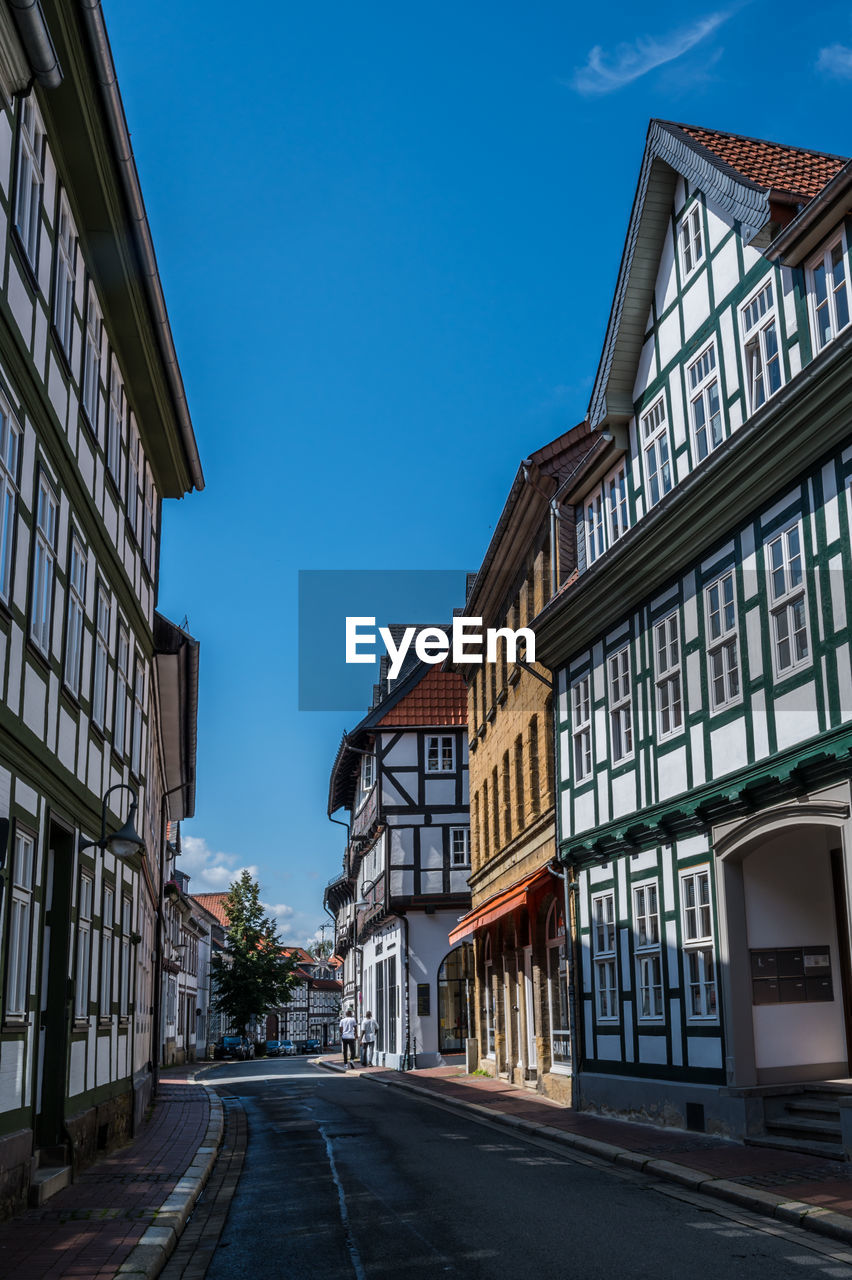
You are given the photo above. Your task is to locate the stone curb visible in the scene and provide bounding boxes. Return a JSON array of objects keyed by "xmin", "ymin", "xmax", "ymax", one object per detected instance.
[
  {"xmin": 114, "ymin": 1077, "xmax": 225, "ymax": 1280},
  {"xmin": 370, "ymin": 1073, "xmax": 852, "ymax": 1248}
]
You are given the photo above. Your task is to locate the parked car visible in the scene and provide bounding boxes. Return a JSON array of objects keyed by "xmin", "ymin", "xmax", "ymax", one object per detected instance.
[
  {"xmin": 279, "ymin": 1039, "xmax": 296, "ymax": 1056},
  {"xmin": 265, "ymin": 1039, "xmax": 283, "ymax": 1056},
  {"xmin": 214, "ymin": 1035, "xmax": 253, "ymax": 1060},
  {"xmin": 303, "ymin": 1038, "xmax": 322, "ymax": 1054}
]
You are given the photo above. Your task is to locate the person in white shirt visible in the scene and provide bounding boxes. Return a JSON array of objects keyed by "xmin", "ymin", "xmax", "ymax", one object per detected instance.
[
  {"xmin": 360, "ymin": 1011, "xmax": 379, "ymax": 1066},
  {"xmin": 339, "ymin": 1009, "xmax": 358, "ymax": 1067}
]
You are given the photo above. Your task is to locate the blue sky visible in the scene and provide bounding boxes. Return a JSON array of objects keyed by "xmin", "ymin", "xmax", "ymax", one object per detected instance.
[{"xmin": 103, "ymin": 1, "xmax": 852, "ymax": 942}]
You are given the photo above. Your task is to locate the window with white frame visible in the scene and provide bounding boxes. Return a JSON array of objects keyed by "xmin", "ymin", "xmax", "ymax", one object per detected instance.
[
  {"xmin": 6, "ymin": 830, "xmax": 35, "ymax": 1017},
  {"xmin": 100, "ymin": 883, "xmax": 114, "ymax": 1017},
  {"xmin": 705, "ymin": 571, "xmax": 740, "ymax": 710},
  {"xmin": 767, "ymin": 522, "xmax": 809, "ymax": 676},
  {"xmin": 654, "ymin": 611, "xmax": 683, "ymax": 737},
  {"xmin": 546, "ymin": 901, "xmax": 570, "ymax": 1068},
  {"xmin": 120, "ymin": 895, "xmax": 132, "ymax": 1019},
  {"xmin": 679, "ymin": 204, "xmax": 704, "ymax": 278},
  {"xmin": 633, "ymin": 882, "xmax": 663, "ymax": 1020},
  {"xmin": 585, "ymin": 489, "xmax": 605, "ymax": 565},
  {"xmin": 92, "ymin": 583, "xmax": 110, "ymax": 729},
  {"xmin": 592, "ymin": 892, "xmax": 618, "ymax": 1021},
  {"xmin": 808, "ymin": 233, "xmax": 850, "ymax": 353},
  {"xmin": 606, "ymin": 462, "xmax": 628, "ymax": 545},
  {"xmin": 82, "ymin": 282, "xmax": 102, "ymax": 431},
  {"xmin": 608, "ymin": 646, "xmax": 632, "ymax": 762},
  {"xmin": 641, "ymin": 398, "xmax": 672, "ymax": 507},
  {"xmin": 361, "ymin": 751, "xmax": 374, "ymax": 793},
  {"xmin": 143, "ymin": 470, "xmax": 157, "ymax": 573},
  {"xmin": 741, "ymin": 279, "xmax": 782, "ymax": 413},
  {"xmin": 75, "ymin": 870, "xmax": 93, "ymax": 1019},
  {"xmin": 450, "ymin": 826, "xmax": 470, "ymax": 867},
  {"xmin": 30, "ymin": 472, "xmax": 58, "ymax": 656},
  {"xmin": 131, "ymin": 652, "xmax": 145, "ymax": 775},
  {"xmin": 688, "ymin": 344, "xmax": 723, "ymax": 461},
  {"xmin": 585, "ymin": 463, "xmax": 629, "ymax": 566},
  {"xmin": 53, "ymin": 192, "xmax": 77, "ymax": 357},
  {"xmin": 65, "ymin": 532, "xmax": 86, "ymax": 698},
  {"xmin": 107, "ymin": 358, "xmax": 124, "ymax": 487},
  {"xmin": 0, "ymin": 401, "xmax": 21, "ymax": 606},
  {"xmin": 427, "ymin": 735, "xmax": 454, "ymax": 772},
  {"xmin": 571, "ymin": 675, "xmax": 592, "ymax": 781},
  {"xmin": 681, "ymin": 868, "xmax": 717, "ymax": 1020},
  {"xmin": 114, "ymin": 621, "xmax": 130, "ymax": 757},
  {"xmin": 14, "ymin": 97, "xmax": 44, "ymax": 270}
]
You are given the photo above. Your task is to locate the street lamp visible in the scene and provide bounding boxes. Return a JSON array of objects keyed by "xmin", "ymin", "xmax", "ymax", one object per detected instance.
[{"xmin": 80, "ymin": 783, "xmax": 145, "ymax": 859}]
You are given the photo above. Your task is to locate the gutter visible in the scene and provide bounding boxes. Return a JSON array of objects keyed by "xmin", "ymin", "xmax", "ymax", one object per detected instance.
[
  {"xmin": 78, "ymin": 1, "xmax": 204, "ymax": 492},
  {"xmin": 7, "ymin": 0, "xmax": 61, "ymax": 87}
]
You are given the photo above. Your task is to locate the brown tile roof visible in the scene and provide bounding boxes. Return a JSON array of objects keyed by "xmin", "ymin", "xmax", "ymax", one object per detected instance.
[
  {"xmin": 671, "ymin": 122, "xmax": 848, "ymax": 203},
  {"xmin": 283, "ymin": 946, "xmax": 315, "ymax": 964},
  {"xmin": 192, "ymin": 893, "xmax": 230, "ymax": 926},
  {"xmin": 377, "ymin": 667, "xmax": 467, "ymax": 727}
]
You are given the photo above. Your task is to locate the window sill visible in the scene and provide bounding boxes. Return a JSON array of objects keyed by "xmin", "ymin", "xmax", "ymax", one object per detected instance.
[
  {"xmin": 25, "ymin": 635, "xmax": 52, "ymax": 676},
  {"xmin": 10, "ymin": 225, "xmax": 40, "ymax": 294},
  {"xmin": 2, "ymin": 1018, "xmax": 31, "ymax": 1032},
  {"xmin": 97, "ymin": 1017, "xmax": 113, "ymax": 1029},
  {"xmin": 548, "ymin": 1063, "xmax": 572, "ymax": 1076},
  {"xmin": 80, "ymin": 404, "xmax": 99, "ymax": 446},
  {"xmin": 49, "ymin": 324, "xmax": 74, "ymax": 382},
  {"xmin": 72, "ymin": 1018, "xmax": 89, "ymax": 1032}
]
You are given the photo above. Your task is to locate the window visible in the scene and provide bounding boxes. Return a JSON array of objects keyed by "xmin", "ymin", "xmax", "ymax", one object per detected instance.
[
  {"xmin": 92, "ymin": 583, "xmax": 110, "ymax": 729},
  {"xmin": 679, "ymin": 204, "xmax": 704, "ymax": 277},
  {"xmin": 361, "ymin": 751, "xmax": 374, "ymax": 793},
  {"xmin": 82, "ymin": 283, "xmax": 102, "ymax": 431},
  {"xmin": 546, "ymin": 902, "xmax": 570, "ymax": 1070},
  {"xmin": 688, "ymin": 344, "xmax": 723, "ymax": 461},
  {"xmin": 585, "ymin": 463, "xmax": 629, "ymax": 566},
  {"xmin": 100, "ymin": 883, "xmax": 114, "ymax": 1016},
  {"xmin": 571, "ymin": 675, "xmax": 592, "ymax": 781},
  {"xmin": 808, "ymin": 233, "xmax": 850, "ymax": 352},
  {"xmin": 107, "ymin": 358, "xmax": 124, "ymax": 487},
  {"xmin": 681, "ymin": 869, "xmax": 717, "ymax": 1020},
  {"xmin": 706, "ymin": 571, "xmax": 740, "ymax": 710},
  {"xmin": 126, "ymin": 418, "xmax": 140, "ymax": 538},
  {"xmin": 143, "ymin": 470, "xmax": 157, "ymax": 573},
  {"xmin": 131, "ymin": 652, "xmax": 145, "ymax": 775},
  {"xmin": 6, "ymin": 830, "xmax": 35, "ymax": 1017},
  {"xmin": 633, "ymin": 883, "xmax": 663, "ymax": 1020},
  {"xmin": 65, "ymin": 532, "xmax": 86, "ymax": 697},
  {"xmin": 528, "ymin": 715, "xmax": 541, "ymax": 816},
  {"xmin": 53, "ymin": 192, "xmax": 77, "ymax": 357},
  {"xmin": 75, "ymin": 871, "xmax": 93, "ymax": 1020},
  {"xmin": 427, "ymin": 735, "xmax": 454, "ymax": 772},
  {"xmin": 514, "ymin": 734, "xmax": 525, "ymax": 829},
  {"xmin": 0, "ymin": 402, "xmax": 21, "ymax": 605},
  {"xmin": 654, "ymin": 611, "xmax": 682, "ymax": 737},
  {"xmin": 741, "ymin": 280, "xmax": 782, "ymax": 412},
  {"xmin": 450, "ymin": 827, "xmax": 470, "ymax": 867},
  {"xmin": 114, "ymin": 621, "xmax": 130, "ymax": 757},
  {"xmin": 641, "ymin": 398, "xmax": 672, "ymax": 507},
  {"xmin": 30, "ymin": 472, "xmax": 58, "ymax": 656},
  {"xmin": 592, "ymin": 892, "xmax": 618, "ymax": 1021},
  {"xmin": 767, "ymin": 523, "xmax": 809, "ymax": 676},
  {"xmin": 120, "ymin": 896, "xmax": 132, "ymax": 1019},
  {"xmin": 608, "ymin": 647, "xmax": 632, "ymax": 762},
  {"xmin": 14, "ymin": 96, "xmax": 44, "ymax": 269}
]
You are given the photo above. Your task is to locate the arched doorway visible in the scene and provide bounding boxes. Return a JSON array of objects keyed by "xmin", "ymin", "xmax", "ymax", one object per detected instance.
[
  {"xmin": 716, "ymin": 796, "xmax": 852, "ymax": 1087},
  {"xmin": 437, "ymin": 944, "xmax": 474, "ymax": 1053}
]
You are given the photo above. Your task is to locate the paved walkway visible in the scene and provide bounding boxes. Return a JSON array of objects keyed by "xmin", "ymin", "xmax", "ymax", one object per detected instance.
[
  {"xmin": 319, "ymin": 1057, "xmax": 852, "ymax": 1246},
  {"xmin": 0, "ymin": 1071, "xmax": 222, "ymax": 1280}
]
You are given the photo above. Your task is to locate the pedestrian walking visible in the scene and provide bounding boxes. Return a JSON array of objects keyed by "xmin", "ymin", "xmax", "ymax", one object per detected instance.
[
  {"xmin": 340, "ymin": 1008, "xmax": 358, "ymax": 1067},
  {"xmin": 360, "ymin": 1011, "xmax": 379, "ymax": 1066}
]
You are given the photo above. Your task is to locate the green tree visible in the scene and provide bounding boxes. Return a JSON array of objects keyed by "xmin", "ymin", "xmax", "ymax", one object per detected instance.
[{"xmin": 212, "ymin": 871, "xmax": 299, "ymax": 1033}]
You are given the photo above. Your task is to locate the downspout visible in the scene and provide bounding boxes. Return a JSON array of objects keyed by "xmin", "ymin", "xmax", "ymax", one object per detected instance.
[
  {"xmin": 400, "ymin": 912, "xmax": 410, "ymax": 1071},
  {"xmin": 7, "ymin": 0, "xmax": 62, "ymax": 88}
]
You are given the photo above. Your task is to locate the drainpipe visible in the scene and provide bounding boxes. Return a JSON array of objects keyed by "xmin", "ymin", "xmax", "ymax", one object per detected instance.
[
  {"xmin": 400, "ymin": 913, "xmax": 410, "ymax": 1071},
  {"xmin": 7, "ymin": 0, "xmax": 62, "ymax": 88}
]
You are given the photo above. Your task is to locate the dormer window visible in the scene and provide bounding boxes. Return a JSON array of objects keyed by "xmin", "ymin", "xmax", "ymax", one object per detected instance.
[
  {"xmin": 807, "ymin": 232, "xmax": 850, "ymax": 353},
  {"xmin": 741, "ymin": 280, "xmax": 782, "ymax": 412},
  {"xmin": 679, "ymin": 204, "xmax": 704, "ymax": 278},
  {"xmin": 583, "ymin": 461, "xmax": 629, "ymax": 567}
]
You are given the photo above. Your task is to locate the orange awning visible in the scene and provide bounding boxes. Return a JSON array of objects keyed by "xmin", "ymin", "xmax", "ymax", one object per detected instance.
[{"xmin": 448, "ymin": 866, "xmax": 554, "ymax": 946}]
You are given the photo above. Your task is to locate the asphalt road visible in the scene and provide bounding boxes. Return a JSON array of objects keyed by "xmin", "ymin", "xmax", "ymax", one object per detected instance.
[{"xmin": 202, "ymin": 1058, "xmax": 852, "ymax": 1280}]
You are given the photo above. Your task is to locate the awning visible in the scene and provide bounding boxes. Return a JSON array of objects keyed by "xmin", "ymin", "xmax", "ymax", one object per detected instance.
[{"xmin": 448, "ymin": 866, "xmax": 554, "ymax": 946}]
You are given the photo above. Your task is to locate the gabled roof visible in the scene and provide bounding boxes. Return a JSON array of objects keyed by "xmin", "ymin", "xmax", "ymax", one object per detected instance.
[
  {"xmin": 377, "ymin": 667, "xmax": 466, "ymax": 727},
  {"xmin": 587, "ymin": 120, "xmax": 849, "ymax": 434},
  {"xmin": 192, "ymin": 892, "xmax": 229, "ymax": 927}
]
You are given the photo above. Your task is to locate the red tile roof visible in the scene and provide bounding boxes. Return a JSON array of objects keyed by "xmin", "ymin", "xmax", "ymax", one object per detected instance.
[
  {"xmin": 672, "ymin": 123, "xmax": 848, "ymax": 203},
  {"xmin": 377, "ymin": 667, "xmax": 467, "ymax": 727},
  {"xmin": 192, "ymin": 893, "xmax": 230, "ymax": 926}
]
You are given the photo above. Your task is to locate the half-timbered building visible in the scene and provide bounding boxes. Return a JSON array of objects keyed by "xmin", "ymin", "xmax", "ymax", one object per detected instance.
[
  {"xmin": 326, "ymin": 656, "xmax": 471, "ymax": 1067},
  {"xmin": 0, "ymin": 4, "xmax": 203, "ymax": 1214},
  {"xmin": 534, "ymin": 121, "xmax": 852, "ymax": 1151}
]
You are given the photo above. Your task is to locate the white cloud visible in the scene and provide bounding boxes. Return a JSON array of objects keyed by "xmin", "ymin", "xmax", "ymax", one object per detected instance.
[
  {"xmin": 179, "ymin": 834, "xmax": 258, "ymax": 891},
  {"xmin": 571, "ymin": 11, "xmax": 731, "ymax": 95},
  {"xmin": 817, "ymin": 44, "xmax": 852, "ymax": 79}
]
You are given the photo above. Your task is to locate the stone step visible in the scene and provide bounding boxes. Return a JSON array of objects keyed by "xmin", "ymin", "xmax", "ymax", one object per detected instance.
[
  {"xmin": 784, "ymin": 1098, "xmax": 841, "ymax": 1120},
  {"xmin": 745, "ymin": 1134, "xmax": 846, "ymax": 1161},
  {"xmin": 28, "ymin": 1163, "xmax": 72, "ymax": 1207},
  {"xmin": 768, "ymin": 1114, "xmax": 842, "ymax": 1139}
]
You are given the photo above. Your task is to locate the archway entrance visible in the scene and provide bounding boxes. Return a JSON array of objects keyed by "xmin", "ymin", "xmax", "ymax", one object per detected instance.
[
  {"xmin": 437, "ymin": 944, "xmax": 474, "ymax": 1053},
  {"xmin": 718, "ymin": 803, "xmax": 852, "ymax": 1087}
]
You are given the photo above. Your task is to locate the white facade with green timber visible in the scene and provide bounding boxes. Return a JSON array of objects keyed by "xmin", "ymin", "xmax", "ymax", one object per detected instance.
[{"xmin": 534, "ymin": 120, "xmax": 852, "ymax": 1141}]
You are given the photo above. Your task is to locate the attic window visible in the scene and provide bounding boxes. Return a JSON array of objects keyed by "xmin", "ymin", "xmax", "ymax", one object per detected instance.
[
  {"xmin": 679, "ymin": 205, "xmax": 704, "ymax": 278},
  {"xmin": 807, "ymin": 232, "xmax": 850, "ymax": 353}
]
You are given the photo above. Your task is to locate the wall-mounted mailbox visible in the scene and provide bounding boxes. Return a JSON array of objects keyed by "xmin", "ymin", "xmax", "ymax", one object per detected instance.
[{"xmin": 750, "ymin": 947, "xmax": 833, "ymax": 1005}]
